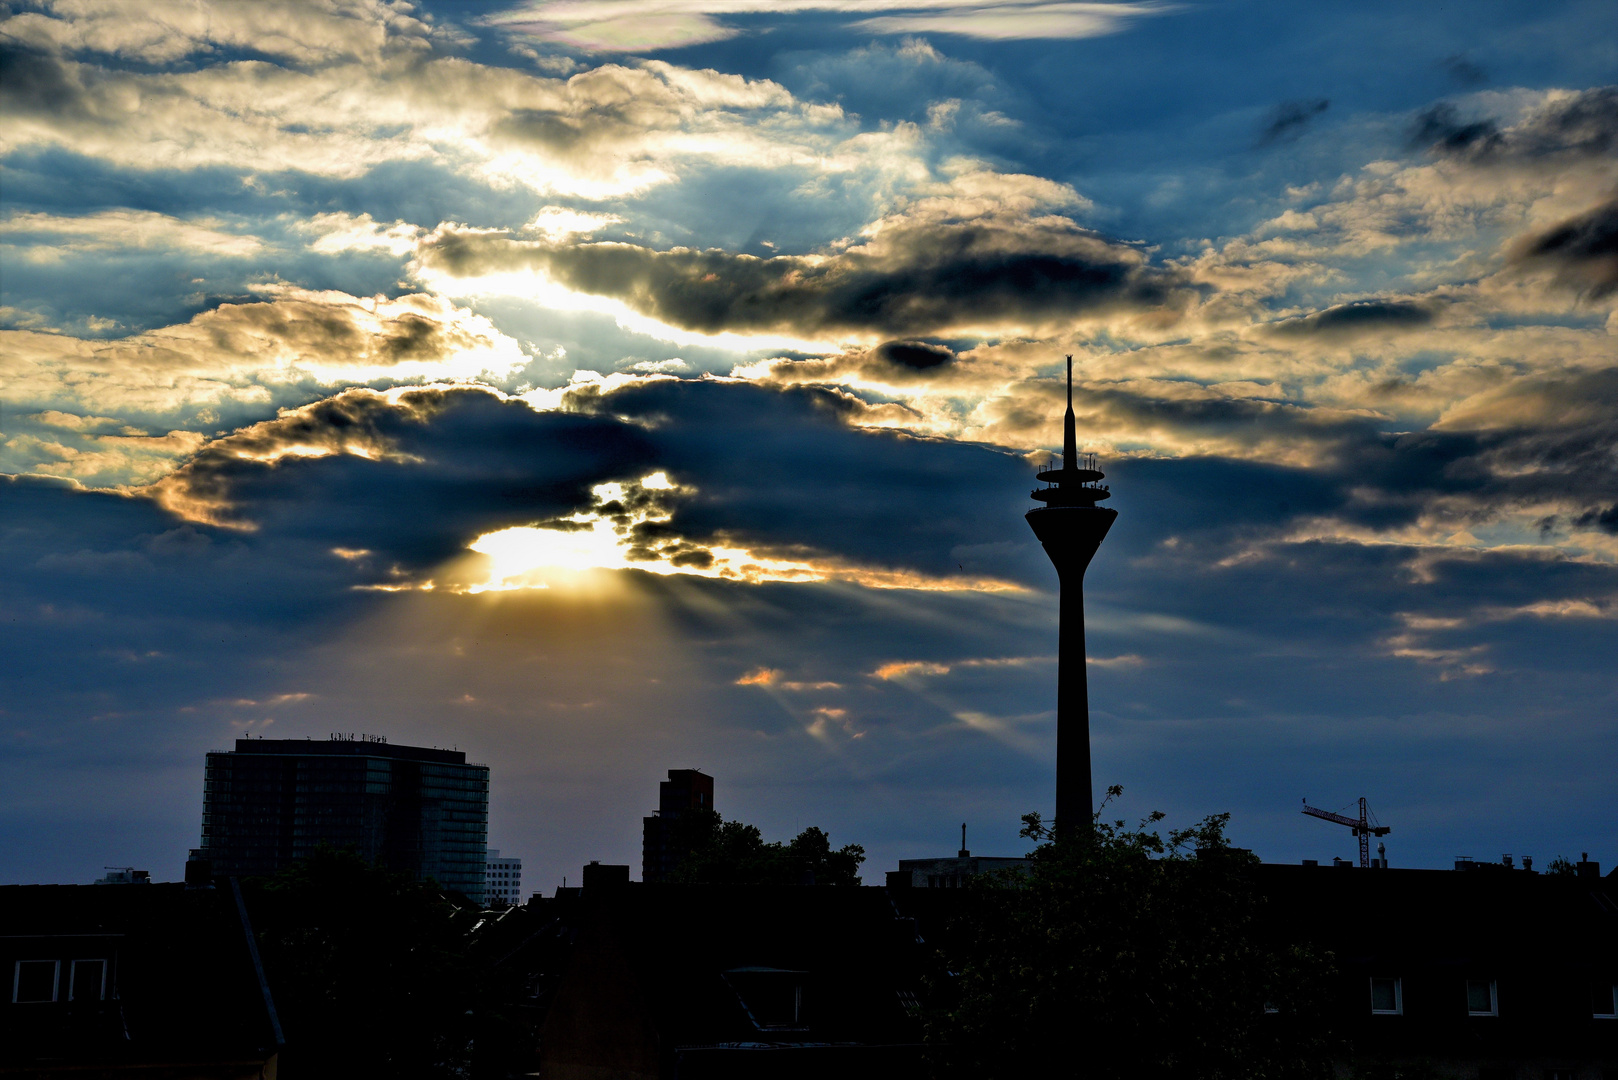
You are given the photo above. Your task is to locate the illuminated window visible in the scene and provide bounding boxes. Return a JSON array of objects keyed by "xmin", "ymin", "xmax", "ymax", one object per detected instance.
[
  {"xmin": 1370, "ymin": 976, "xmax": 1402, "ymax": 1015},
  {"xmin": 13, "ymin": 960, "xmax": 58, "ymax": 1003},
  {"xmin": 1595, "ymin": 979, "xmax": 1618, "ymax": 1018},
  {"xmin": 70, "ymin": 959, "xmax": 106, "ymax": 1002},
  {"xmin": 1466, "ymin": 978, "xmax": 1497, "ymax": 1016}
]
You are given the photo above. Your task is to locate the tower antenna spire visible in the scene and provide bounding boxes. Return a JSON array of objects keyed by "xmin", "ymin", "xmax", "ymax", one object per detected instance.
[{"xmin": 1063, "ymin": 355, "xmax": 1077, "ymax": 471}]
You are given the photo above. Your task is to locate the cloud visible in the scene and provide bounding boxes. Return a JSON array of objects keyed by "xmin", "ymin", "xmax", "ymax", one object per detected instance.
[
  {"xmin": 126, "ymin": 379, "xmax": 1037, "ymax": 598},
  {"xmin": 874, "ymin": 339, "xmax": 955, "ymax": 370},
  {"xmin": 0, "ymin": 209, "xmax": 263, "ymax": 258},
  {"xmin": 1263, "ymin": 299, "xmax": 1437, "ymax": 341},
  {"xmin": 1439, "ymin": 55, "xmax": 1488, "ymax": 88},
  {"xmin": 414, "ymin": 168, "xmax": 1191, "ymax": 342},
  {"xmin": 1414, "ymin": 86, "xmax": 1618, "ymax": 165},
  {"xmin": 0, "ymin": 0, "xmax": 448, "ymax": 65},
  {"xmin": 848, "ymin": 2, "xmax": 1166, "ymax": 42},
  {"xmin": 0, "ymin": 37, "xmax": 841, "ymax": 199},
  {"xmin": 0, "ymin": 286, "xmax": 528, "ymax": 427},
  {"xmin": 484, "ymin": 1, "xmax": 1167, "ymax": 53},
  {"xmin": 1256, "ymin": 98, "xmax": 1328, "ymax": 147},
  {"xmin": 1507, "ymin": 198, "xmax": 1618, "ymax": 299}
]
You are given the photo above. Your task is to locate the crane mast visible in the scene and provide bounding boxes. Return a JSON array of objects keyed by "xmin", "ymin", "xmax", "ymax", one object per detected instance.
[{"xmin": 1301, "ymin": 796, "xmax": 1391, "ymax": 868}]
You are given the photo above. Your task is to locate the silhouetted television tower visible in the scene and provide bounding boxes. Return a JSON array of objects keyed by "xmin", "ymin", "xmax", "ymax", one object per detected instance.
[{"xmin": 1026, "ymin": 356, "xmax": 1116, "ymax": 834}]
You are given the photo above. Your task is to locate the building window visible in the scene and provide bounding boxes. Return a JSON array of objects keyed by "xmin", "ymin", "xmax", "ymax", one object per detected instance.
[
  {"xmin": 1370, "ymin": 976, "xmax": 1402, "ymax": 1015},
  {"xmin": 1467, "ymin": 978, "xmax": 1498, "ymax": 1016},
  {"xmin": 1595, "ymin": 979, "xmax": 1618, "ymax": 1018},
  {"xmin": 13, "ymin": 960, "xmax": 59, "ymax": 1003},
  {"xmin": 70, "ymin": 959, "xmax": 107, "ymax": 1002},
  {"xmin": 724, "ymin": 968, "xmax": 806, "ymax": 1029}
]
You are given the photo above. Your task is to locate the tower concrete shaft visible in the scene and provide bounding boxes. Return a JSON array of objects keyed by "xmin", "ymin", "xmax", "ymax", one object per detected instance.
[{"xmin": 1026, "ymin": 357, "xmax": 1116, "ymax": 834}]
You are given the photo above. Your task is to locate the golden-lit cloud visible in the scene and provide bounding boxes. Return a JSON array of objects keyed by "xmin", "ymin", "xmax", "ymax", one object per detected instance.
[
  {"xmin": 411, "ymin": 165, "xmax": 1183, "ymax": 345},
  {"xmin": 1, "ymin": 26, "xmax": 861, "ymax": 199},
  {"xmin": 1, "ymin": 286, "xmax": 527, "ymax": 422},
  {"xmin": 0, "ymin": 209, "xmax": 264, "ymax": 259},
  {"xmin": 486, "ymin": 1, "xmax": 1166, "ymax": 52},
  {"xmin": 464, "ymin": 472, "xmax": 1025, "ymax": 593}
]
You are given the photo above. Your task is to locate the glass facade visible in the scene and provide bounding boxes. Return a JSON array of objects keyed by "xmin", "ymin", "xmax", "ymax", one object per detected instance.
[{"xmin": 200, "ymin": 739, "xmax": 489, "ymax": 903}]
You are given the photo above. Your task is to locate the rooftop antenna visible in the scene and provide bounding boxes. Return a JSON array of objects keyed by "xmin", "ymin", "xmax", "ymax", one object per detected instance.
[{"xmin": 959, "ymin": 822, "xmax": 969, "ymax": 858}]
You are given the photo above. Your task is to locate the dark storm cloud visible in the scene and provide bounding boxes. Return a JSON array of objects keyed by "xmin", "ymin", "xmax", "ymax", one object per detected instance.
[
  {"xmin": 1264, "ymin": 299, "xmax": 1437, "ymax": 341},
  {"xmin": 1508, "ymin": 198, "xmax": 1618, "ymax": 299},
  {"xmin": 151, "ymin": 386, "xmax": 656, "ymax": 568},
  {"xmin": 1413, "ymin": 87, "xmax": 1618, "ymax": 163},
  {"xmin": 1572, "ymin": 504, "xmax": 1618, "ymax": 535},
  {"xmin": 135, "ymin": 377, "xmax": 1042, "ymax": 587},
  {"xmin": 1256, "ymin": 98, "xmax": 1328, "ymax": 146},
  {"xmin": 1407, "ymin": 103, "xmax": 1502, "ymax": 155},
  {"xmin": 874, "ymin": 340, "xmax": 954, "ymax": 371},
  {"xmin": 1051, "ymin": 369, "xmax": 1618, "ymax": 537},
  {"xmin": 564, "ymin": 377, "xmax": 1036, "ymax": 578},
  {"xmin": 416, "ymin": 210, "xmax": 1197, "ymax": 338}
]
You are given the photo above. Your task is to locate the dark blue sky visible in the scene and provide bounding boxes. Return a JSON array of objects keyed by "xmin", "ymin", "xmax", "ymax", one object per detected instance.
[{"xmin": 2, "ymin": 0, "xmax": 1615, "ymax": 889}]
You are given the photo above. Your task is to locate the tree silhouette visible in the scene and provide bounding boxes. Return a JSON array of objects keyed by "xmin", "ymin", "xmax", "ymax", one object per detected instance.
[
  {"xmin": 926, "ymin": 787, "xmax": 1335, "ymax": 1080},
  {"xmin": 667, "ymin": 809, "xmax": 866, "ymax": 885}
]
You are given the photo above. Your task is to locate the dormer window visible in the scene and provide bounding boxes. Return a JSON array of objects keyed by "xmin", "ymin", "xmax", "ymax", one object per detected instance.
[
  {"xmin": 12, "ymin": 960, "xmax": 59, "ymax": 1003},
  {"xmin": 724, "ymin": 967, "xmax": 806, "ymax": 1029},
  {"xmin": 1465, "ymin": 978, "xmax": 1497, "ymax": 1016},
  {"xmin": 1595, "ymin": 980, "xmax": 1618, "ymax": 1019},
  {"xmin": 1370, "ymin": 976, "xmax": 1402, "ymax": 1015},
  {"xmin": 70, "ymin": 959, "xmax": 107, "ymax": 1002}
]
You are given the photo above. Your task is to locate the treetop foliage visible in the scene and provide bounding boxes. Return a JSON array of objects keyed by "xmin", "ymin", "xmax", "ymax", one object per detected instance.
[
  {"xmin": 668, "ymin": 809, "xmax": 866, "ymax": 885},
  {"xmin": 927, "ymin": 786, "xmax": 1335, "ymax": 1080}
]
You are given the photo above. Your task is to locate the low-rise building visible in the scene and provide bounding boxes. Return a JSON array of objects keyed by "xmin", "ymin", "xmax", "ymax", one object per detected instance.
[
  {"xmin": 886, "ymin": 854, "xmax": 1030, "ymax": 889},
  {"xmin": 537, "ymin": 885, "xmax": 929, "ymax": 1079},
  {"xmin": 1254, "ymin": 857, "xmax": 1618, "ymax": 1076},
  {"xmin": 0, "ymin": 881, "xmax": 281, "ymax": 1077}
]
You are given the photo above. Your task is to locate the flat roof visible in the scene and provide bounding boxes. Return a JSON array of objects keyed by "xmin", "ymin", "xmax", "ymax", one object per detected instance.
[{"xmin": 218, "ymin": 738, "xmax": 472, "ymax": 765}]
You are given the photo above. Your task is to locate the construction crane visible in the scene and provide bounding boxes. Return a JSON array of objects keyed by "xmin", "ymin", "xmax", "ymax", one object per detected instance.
[{"xmin": 1301, "ymin": 797, "xmax": 1390, "ymax": 868}]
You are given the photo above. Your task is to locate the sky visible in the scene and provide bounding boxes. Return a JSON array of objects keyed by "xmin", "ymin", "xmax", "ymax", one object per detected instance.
[{"xmin": 2, "ymin": 0, "xmax": 1615, "ymax": 891}]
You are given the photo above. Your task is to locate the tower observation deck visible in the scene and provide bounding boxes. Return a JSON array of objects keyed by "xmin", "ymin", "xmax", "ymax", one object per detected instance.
[{"xmin": 1025, "ymin": 356, "xmax": 1118, "ymax": 834}]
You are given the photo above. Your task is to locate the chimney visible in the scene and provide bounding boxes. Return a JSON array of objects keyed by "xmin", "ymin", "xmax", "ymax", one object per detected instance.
[{"xmin": 1577, "ymin": 852, "xmax": 1601, "ymax": 879}]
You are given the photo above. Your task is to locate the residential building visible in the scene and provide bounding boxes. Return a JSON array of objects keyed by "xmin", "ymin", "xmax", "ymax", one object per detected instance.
[
  {"xmin": 1253, "ymin": 858, "xmax": 1618, "ymax": 1076},
  {"xmin": 0, "ymin": 881, "xmax": 281, "ymax": 1077},
  {"xmin": 199, "ymin": 736, "xmax": 489, "ymax": 903},
  {"xmin": 886, "ymin": 854, "xmax": 1029, "ymax": 889},
  {"xmin": 641, "ymin": 769, "xmax": 713, "ymax": 882},
  {"xmin": 537, "ymin": 885, "xmax": 929, "ymax": 1078},
  {"xmin": 487, "ymin": 849, "xmax": 522, "ymax": 907}
]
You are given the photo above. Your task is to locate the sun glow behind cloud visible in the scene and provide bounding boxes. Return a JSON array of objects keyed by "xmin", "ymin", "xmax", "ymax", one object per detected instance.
[{"xmin": 465, "ymin": 473, "xmax": 1024, "ymax": 593}]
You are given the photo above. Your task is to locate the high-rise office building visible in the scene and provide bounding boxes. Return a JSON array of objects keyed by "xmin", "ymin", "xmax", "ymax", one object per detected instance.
[
  {"xmin": 199, "ymin": 736, "xmax": 489, "ymax": 902},
  {"xmin": 641, "ymin": 769, "xmax": 713, "ymax": 882},
  {"xmin": 486, "ymin": 849, "xmax": 523, "ymax": 906}
]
